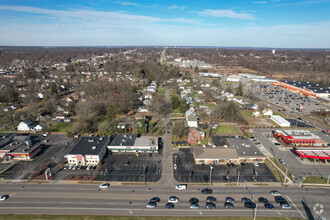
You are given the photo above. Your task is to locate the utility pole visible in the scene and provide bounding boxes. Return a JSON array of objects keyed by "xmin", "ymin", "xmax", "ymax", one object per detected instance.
[
  {"xmin": 143, "ymin": 164, "xmax": 146, "ymax": 183},
  {"xmin": 284, "ymin": 167, "xmax": 288, "ymax": 184},
  {"xmin": 209, "ymin": 165, "xmax": 213, "ymax": 184}
]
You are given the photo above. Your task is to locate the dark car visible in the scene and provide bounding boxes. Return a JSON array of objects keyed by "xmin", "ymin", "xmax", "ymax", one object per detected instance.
[
  {"xmin": 275, "ymin": 196, "xmax": 287, "ymax": 204},
  {"xmin": 264, "ymin": 202, "xmax": 275, "ymax": 209},
  {"xmin": 205, "ymin": 202, "xmax": 216, "ymax": 209},
  {"xmin": 244, "ymin": 202, "xmax": 256, "ymax": 209},
  {"xmin": 240, "ymin": 162, "xmax": 246, "ymax": 168},
  {"xmin": 165, "ymin": 202, "xmax": 175, "ymax": 209},
  {"xmin": 226, "ymin": 197, "xmax": 235, "ymax": 203},
  {"xmin": 258, "ymin": 197, "xmax": 269, "ymax": 203},
  {"xmin": 206, "ymin": 196, "xmax": 217, "ymax": 203},
  {"xmin": 150, "ymin": 197, "xmax": 160, "ymax": 203},
  {"xmin": 241, "ymin": 197, "xmax": 252, "ymax": 203},
  {"xmin": 189, "ymin": 198, "xmax": 199, "ymax": 204},
  {"xmin": 201, "ymin": 188, "xmax": 213, "ymax": 194},
  {"xmin": 203, "ymin": 175, "xmax": 209, "ymax": 182},
  {"xmin": 224, "ymin": 202, "xmax": 234, "ymax": 209}
]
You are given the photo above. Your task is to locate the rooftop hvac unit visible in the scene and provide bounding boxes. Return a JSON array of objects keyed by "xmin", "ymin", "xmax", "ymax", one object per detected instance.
[
  {"xmin": 88, "ymin": 139, "xmax": 94, "ymax": 143},
  {"xmin": 91, "ymin": 146, "xmax": 97, "ymax": 150}
]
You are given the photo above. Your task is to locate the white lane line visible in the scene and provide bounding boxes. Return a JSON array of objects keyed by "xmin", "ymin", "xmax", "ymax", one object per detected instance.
[{"xmin": 286, "ymin": 195, "xmax": 305, "ymax": 219}]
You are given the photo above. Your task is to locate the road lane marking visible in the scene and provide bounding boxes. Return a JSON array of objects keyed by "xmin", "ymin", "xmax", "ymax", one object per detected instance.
[{"xmin": 286, "ymin": 195, "xmax": 305, "ymax": 219}]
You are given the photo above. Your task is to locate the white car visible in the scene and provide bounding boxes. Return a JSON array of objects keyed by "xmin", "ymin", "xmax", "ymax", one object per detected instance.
[
  {"xmin": 254, "ymin": 162, "xmax": 259, "ymax": 167},
  {"xmin": 0, "ymin": 195, "xmax": 9, "ymax": 201},
  {"xmin": 146, "ymin": 202, "xmax": 156, "ymax": 208},
  {"xmin": 281, "ymin": 203, "xmax": 291, "ymax": 209},
  {"xmin": 175, "ymin": 184, "xmax": 187, "ymax": 190},
  {"xmin": 99, "ymin": 183, "xmax": 110, "ymax": 189},
  {"xmin": 270, "ymin": 190, "xmax": 281, "ymax": 196},
  {"xmin": 168, "ymin": 196, "xmax": 179, "ymax": 203},
  {"xmin": 174, "ymin": 164, "xmax": 177, "ymax": 170}
]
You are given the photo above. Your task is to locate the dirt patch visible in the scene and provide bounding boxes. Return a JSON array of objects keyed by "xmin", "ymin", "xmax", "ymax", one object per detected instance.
[{"xmin": 246, "ymin": 117, "xmax": 275, "ymax": 127}]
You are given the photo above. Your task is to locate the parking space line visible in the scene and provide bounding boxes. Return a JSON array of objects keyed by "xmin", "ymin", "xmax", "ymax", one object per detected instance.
[{"xmin": 286, "ymin": 195, "xmax": 305, "ymax": 219}]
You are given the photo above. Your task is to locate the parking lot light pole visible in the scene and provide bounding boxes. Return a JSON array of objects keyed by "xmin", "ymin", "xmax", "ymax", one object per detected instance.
[
  {"xmin": 209, "ymin": 165, "xmax": 213, "ymax": 184},
  {"xmin": 237, "ymin": 167, "xmax": 240, "ymax": 186}
]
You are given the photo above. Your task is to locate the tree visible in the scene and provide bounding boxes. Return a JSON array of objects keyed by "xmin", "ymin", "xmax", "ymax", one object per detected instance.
[
  {"xmin": 236, "ymin": 83, "xmax": 243, "ymax": 96},
  {"xmin": 173, "ymin": 122, "xmax": 188, "ymax": 139},
  {"xmin": 171, "ymin": 96, "xmax": 180, "ymax": 109},
  {"xmin": 179, "ymin": 100, "xmax": 189, "ymax": 113},
  {"xmin": 49, "ymin": 82, "xmax": 58, "ymax": 95}
]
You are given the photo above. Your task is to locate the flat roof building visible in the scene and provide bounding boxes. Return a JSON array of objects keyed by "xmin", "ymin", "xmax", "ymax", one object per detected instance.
[
  {"xmin": 271, "ymin": 115, "xmax": 291, "ymax": 127},
  {"xmin": 274, "ymin": 130, "xmax": 324, "ymax": 147},
  {"xmin": 65, "ymin": 136, "xmax": 110, "ymax": 165},
  {"xmin": 0, "ymin": 133, "xmax": 44, "ymax": 160},
  {"xmin": 108, "ymin": 134, "xmax": 158, "ymax": 153}
]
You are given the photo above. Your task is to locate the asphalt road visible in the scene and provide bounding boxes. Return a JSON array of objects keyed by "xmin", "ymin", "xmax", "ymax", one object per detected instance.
[{"xmin": 0, "ymin": 182, "xmax": 328, "ymax": 219}]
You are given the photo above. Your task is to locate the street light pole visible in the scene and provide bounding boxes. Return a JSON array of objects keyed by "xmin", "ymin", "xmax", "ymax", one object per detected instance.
[
  {"xmin": 209, "ymin": 165, "xmax": 213, "ymax": 184},
  {"xmin": 237, "ymin": 168, "xmax": 240, "ymax": 186}
]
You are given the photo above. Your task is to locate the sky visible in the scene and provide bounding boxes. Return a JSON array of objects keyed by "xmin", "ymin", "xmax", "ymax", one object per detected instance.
[{"xmin": 0, "ymin": 0, "xmax": 330, "ymax": 48}]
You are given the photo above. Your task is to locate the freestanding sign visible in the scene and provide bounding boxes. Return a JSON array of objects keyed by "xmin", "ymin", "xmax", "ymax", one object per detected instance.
[{"xmin": 45, "ymin": 168, "xmax": 52, "ymax": 180}]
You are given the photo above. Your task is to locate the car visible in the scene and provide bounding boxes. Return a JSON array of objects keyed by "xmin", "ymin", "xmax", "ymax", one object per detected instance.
[
  {"xmin": 203, "ymin": 175, "xmax": 209, "ymax": 182},
  {"xmin": 258, "ymin": 197, "xmax": 269, "ymax": 203},
  {"xmin": 205, "ymin": 202, "xmax": 216, "ymax": 209},
  {"xmin": 146, "ymin": 202, "xmax": 157, "ymax": 208},
  {"xmin": 150, "ymin": 197, "xmax": 160, "ymax": 203},
  {"xmin": 0, "ymin": 195, "xmax": 9, "ymax": 201},
  {"xmin": 189, "ymin": 198, "xmax": 199, "ymax": 204},
  {"xmin": 244, "ymin": 202, "xmax": 256, "ymax": 209},
  {"xmin": 165, "ymin": 202, "xmax": 175, "ymax": 209},
  {"xmin": 275, "ymin": 196, "xmax": 287, "ymax": 204},
  {"xmin": 281, "ymin": 203, "xmax": 291, "ymax": 209},
  {"xmin": 124, "ymin": 161, "xmax": 129, "ymax": 166},
  {"xmin": 42, "ymin": 139, "xmax": 49, "ymax": 143},
  {"xmin": 226, "ymin": 197, "xmax": 235, "ymax": 203},
  {"xmin": 240, "ymin": 162, "xmax": 246, "ymax": 168},
  {"xmin": 86, "ymin": 165, "xmax": 91, "ymax": 170},
  {"xmin": 148, "ymin": 153, "xmax": 152, "ymax": 157},
  {"xmin": 224, "ymin": 202, "xmax": 234, "ymax": 209},
  {"xmin": 175, "ymin": 184, "xmax": 187, "ymax": 190},
  {"xmin": 270, "ymin": 190, "xmax": 281, "ymax": 196},
  {"xmin": 206, "ymin": 196, "xmax": 217, "ymax": 203},
  {"xmin": 63, "ymin": 166, "xmax": 68, "ymax": 170},
  {"xmin": 189, "ymin": 203, "xmax": 199, "ymax": 209},
  {"xmin": 264, "ymin": 202, "xmax": 275, "ymax": 209},
  {"xmin": 99, "ymin": 183, "xmax": 110, "ymax": 189},
  {"xmin": 72, "ymin": 165, "xmax": 78, "ymax": 170},
  {"xmin": 173, "ymin": 164, "xmax": 177, "ymax": 170},
  {"xmin": 254, "ymin": 162, "xmax": 259, "ymax": 167},
  {"xmin": 241, "ymin": 197, "xmax": 252, "ymax": 203},
  {"xmin": 68, "ymin": 164, "xmax": 73, "ymax": 169},
  {"xmin": 201, "ymin": 188, "xmax": 212, "ymax": 194},
  {"xmin": 168, "ymin": 196, "xmax": 179, "ymax": 203}
]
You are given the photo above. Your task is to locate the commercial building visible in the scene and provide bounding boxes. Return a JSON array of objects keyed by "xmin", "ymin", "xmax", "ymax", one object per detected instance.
[
  {"xmin": 0, "ymin": 133, "xmax": 44, "ymax": 160},
  {"xmin": 108, "ymin": 134, "xmax": 158, "ymax": 153},
  {"xmin": 270, "ymin": 115, "xmax": 291, "ymax": 127},
  {"xmin": 65, "ymin": 136, "xmax": 110, "ymax": 165},
  {"xmin": 192, "ymin": 136, "xmax": 265, "ymax": 164},
  {"xmin": 295, "ymin": 149, "xmax": 330, "ymax": 162},
  {"xmin": 274, "ymin": 130, "xmax": 324, "ymax": 147},
  {"xmin": 272, "ymin": 81, "xmax": 330, "ymax": 101}
]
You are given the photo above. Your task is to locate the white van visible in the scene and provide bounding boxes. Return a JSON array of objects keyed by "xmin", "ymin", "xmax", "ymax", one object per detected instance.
[{"xmin": 175, "ymin": 184, "xmax": 187, "ymax": 190}]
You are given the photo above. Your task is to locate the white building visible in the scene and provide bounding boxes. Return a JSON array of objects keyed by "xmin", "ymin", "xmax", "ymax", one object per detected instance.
[
  {"xmin": 271, "ymin": 115, "xmax": 291, "ymax": 127},
  {"xmin": 17, "ymin": 121, "xmax": 39, "ymax": 131},
  {"xmin": 108, "ymin": 134, "xmax": 158, "ymax": 153},
  {"xmin": 65, "ymin": 137, "xmax": 110, "ymax": 165},
  {"xmin": 226, "ymin": 75, "xmax": 241, "ymax": 82},
  {"xmin": 262, "ymin": 108, "xmax": 273, "ymax": 116},
  {"xmin": 187, "ymin": 115, "xmax": 198, "ymax": 128}
]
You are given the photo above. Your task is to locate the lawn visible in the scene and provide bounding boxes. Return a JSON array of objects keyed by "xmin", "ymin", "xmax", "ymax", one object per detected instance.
[
  {"xmin": 48, "ymin": 122, "xmax": 73, "ymax": 132},
  {"xmin": 240, "ymin": 110, "xmax": 252, "ymax": 117},
  {"xmin": 157, "ymin": 87, "xmax": 165, "ymax": 95},
  {"xmin": 265, "ymin": 158, "xmax": 293, "ymax": 183},
  {"xmin": 304, "ymin": 176, "xmax": 328, "ymax": 184},
  {"xmin": 0, "ymin": 215, "xmax": 300, "ymax": 220},
  {"xmin": 214, "ymin": 125, "xmax": 240, "ymax": 134}
]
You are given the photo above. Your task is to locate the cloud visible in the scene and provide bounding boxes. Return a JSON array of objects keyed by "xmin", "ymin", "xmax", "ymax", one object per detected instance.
[
  {"xmin": 113, "ymin": 1, "xmax": 138, "ymax": 6},
  {"xmin": 168, "ymin": 5, "xmax": 187, "ymax": 10},
  {"xmin": 253, "ymin": 1, "xmax": 267, "ymax": 4},
  {"xmin": 198, "ymin": 9, "xmax": 255, "ymax": 19}
]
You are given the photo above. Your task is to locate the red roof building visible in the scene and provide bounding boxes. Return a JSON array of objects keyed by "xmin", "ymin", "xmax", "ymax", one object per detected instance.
[{"xmin": 274, "ymin": 130, "xmax": 324, "ymax": 147}]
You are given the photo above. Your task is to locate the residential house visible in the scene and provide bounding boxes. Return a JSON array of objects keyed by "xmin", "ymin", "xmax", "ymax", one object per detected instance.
[
  {"xmin": 187, "ymin": 115, "xmax": 198, "ymax": 128},
  {"xmin": 252, "ymin": 110, "xmax": 260, "ymax": 117},
  {"xmin": 17, "ymin": 121, "xmax": 35, "ymax": 131},
  {"xmin": 262, "ymin": 108, "xmax": 273, "ymax": 116}
]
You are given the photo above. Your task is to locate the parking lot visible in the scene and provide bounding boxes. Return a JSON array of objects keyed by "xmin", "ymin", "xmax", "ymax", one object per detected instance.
[
  {"xmin": 173, "ymin": 149, "xmax": 277, "ymax": 183},
  {"xmin": 94, "ymin": 152, "xmax": 162, "ymax": 182}
]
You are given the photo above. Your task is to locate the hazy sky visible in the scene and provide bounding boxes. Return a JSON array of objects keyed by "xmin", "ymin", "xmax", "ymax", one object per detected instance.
[{"xmin": 0, "ymin": 0, "xmax": 329, "ymax": 48}]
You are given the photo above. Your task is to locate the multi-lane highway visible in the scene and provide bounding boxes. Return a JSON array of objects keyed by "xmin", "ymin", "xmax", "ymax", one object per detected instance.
[{"xmin": 0, "ymin": 182, "xmax": 329, "ymax": 219}]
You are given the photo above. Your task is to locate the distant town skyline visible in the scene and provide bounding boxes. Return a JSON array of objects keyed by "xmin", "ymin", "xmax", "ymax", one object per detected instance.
[{"xmin": 0, "ymin": 0, "xmax": 330, "ymax": 48}]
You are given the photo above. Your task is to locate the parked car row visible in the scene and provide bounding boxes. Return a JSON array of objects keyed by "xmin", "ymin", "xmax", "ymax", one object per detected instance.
[{"xmin": 145, "ymin": 190, "xmax": 291, "ymax": 210}]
